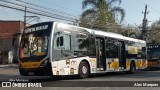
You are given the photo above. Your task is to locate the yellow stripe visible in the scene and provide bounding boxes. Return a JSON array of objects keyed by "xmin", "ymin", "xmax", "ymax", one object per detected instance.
[
  {"xmin": 20, "ymin": 59, "xmax": 45, "ymax": 69},
  {"xmin": 114, "ymin": 61, "xmax": 119, "ymax": 69},
  {"xmin": 148, "ymin": 61, "xmax": 158, "ymax": 66},
  {"xmin": 110, "ymin": 59, "xmax": 119, "ymax": 69},
  {"xmin": 126, "ymin": 61, "xmax": 130, "ymax": 69},
  {"xmin": 142, "ymin": 61, "xmax": 148, "ymax": 67},
  {"xmin": 136, "ymin": 60, "xmax": 143, "ymax": 68}
]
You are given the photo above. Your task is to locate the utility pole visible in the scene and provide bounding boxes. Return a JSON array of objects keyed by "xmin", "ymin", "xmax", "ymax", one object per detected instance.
[
  {"xmin": 24, "ymin": 7, "xmax": 26, "ymax": 30},
  {"xmin": 23, "ymin": 7, "xmax": 40, "ymax": 28},
  {"xmin": 141, "ymin": 5, "xmax": 149, "ymax": 40}
]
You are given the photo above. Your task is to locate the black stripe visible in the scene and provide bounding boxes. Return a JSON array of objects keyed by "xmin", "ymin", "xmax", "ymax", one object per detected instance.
[{"xmin": 19, "ymin": 55, "xmax": 47, "ymax": 62}]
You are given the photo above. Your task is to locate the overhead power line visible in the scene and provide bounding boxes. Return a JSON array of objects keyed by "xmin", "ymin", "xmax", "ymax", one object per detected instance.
[
  {"xmin": 17, "ymin": 0, "xmax": 79, "ymax": 18},
  {"xmin": 37, "ymin": 0, "xmax": 80, "ymax": 16},
  {"xmin": 0, "ymin": 1, "xmax": 123, "ymax": 30},
  {"xmin": 1, "ymin": 0, "xmax": 76, "ymax": 20},
  {"xmin": 0, "ymin": 3, "xmax": 75, "ymax": 22},
  {"xmin": 0, "ymin": 0, "xmax": 77, "ymax": 22},
  {"xmin": 0, "ymin": 0, "xmax": 137, "ymax": 32}
]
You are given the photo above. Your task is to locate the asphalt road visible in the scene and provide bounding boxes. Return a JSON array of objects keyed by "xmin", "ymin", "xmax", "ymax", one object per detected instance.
[
  {"xmin": 0, "ymin": 68, "xmax": 160, "ymax": 90},
  {"xmin": 1, "ymin": 70, "xmax": 160, "ymax": 81}
]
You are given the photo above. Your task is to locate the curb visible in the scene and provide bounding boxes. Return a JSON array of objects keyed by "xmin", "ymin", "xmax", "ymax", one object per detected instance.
[
  {"xmin": 0, "ymin": 73, "xmax": 19, "ymax": 76},
  {"xmin": 0, "ymin": 64, "xmax": 18, "ymax": 68}
]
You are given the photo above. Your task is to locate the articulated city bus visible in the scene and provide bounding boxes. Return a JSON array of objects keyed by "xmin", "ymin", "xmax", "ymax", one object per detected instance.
[
  {"xmin": 147, "ymin": 44, "xmax": 160, "ymax": 69},
  {"xmin": 18, "ymin": 21, "xmax": 147, "ymax": 78}
]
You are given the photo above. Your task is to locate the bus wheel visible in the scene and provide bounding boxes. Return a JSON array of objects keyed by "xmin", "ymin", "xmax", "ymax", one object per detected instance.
[
  {"xmin": 19, "ymin": 68, "xmax": 28, "ymax": 76},
  {"xmin": 129, "ymin": 62, "xmax": 136, "ymax": 73},
  {"xmin": 125, "ymin": 62, "xmax": 136, "ymax": 74},
  {"xmin": 79, "ymin": 61, "xmax": 89, "ymax": 79}
]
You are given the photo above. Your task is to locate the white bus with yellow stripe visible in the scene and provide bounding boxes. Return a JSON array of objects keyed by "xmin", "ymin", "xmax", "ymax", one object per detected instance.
[{"xmin": 19, "ymin": 21, "xmax": 147, "ymax": 78}]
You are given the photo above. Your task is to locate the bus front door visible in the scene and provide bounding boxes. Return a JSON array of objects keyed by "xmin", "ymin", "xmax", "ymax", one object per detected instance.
[{"xmin": 96, "ymin": 38, "xmax": 106, "ymax": 71}]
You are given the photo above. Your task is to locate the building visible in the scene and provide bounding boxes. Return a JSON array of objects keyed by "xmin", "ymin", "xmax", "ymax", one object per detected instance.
[{"xmin": 0, "ymin": 20, "xmax": 25, "ymax": 64}]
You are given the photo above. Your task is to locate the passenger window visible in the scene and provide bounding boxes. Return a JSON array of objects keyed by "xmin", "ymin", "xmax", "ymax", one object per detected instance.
[
  {"xmin": 106, "ymin": 38, "xmax": 119, "ymax": 58},
  {"xmin": 63, "ymin": 35, "xmax": 71, "ymax": 50}
]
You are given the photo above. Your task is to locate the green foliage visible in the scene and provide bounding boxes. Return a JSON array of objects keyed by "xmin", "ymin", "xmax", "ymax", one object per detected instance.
[
  {"xmin": 80, "ymin": 0, "xmax": 125, "ymax": 32},
  {"xmin": 149, "ymin": 20, "xmax": 160, "ymax": 44},
  {"xmin": 121, "ymin": 25, "xmax": 141, "ymax": 39}
]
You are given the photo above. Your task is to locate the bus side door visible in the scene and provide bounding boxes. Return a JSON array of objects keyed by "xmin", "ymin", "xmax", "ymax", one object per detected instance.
[{"xmin": 96, "ymin": 37, "xmax": 106, "ymax": 71}]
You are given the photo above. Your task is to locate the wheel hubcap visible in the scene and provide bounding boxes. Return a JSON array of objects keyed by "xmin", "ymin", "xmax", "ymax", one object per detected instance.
[{"xmin": 82, "ymin": 66, "xmax": 87, "ymax": 74}]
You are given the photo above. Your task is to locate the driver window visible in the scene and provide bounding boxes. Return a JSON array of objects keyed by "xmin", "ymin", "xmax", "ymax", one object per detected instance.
[
  {"xmin": 54, "ymin": 34, "xmax": 62, "ymax": 50},
  {"xmin": 54, "ymin": 33, "xmax": 71, "ymax": 51}
]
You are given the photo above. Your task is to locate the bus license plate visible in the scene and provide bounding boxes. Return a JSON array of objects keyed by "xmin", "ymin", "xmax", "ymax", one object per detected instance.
[{"xmin": 28, "ymin": 72, "xmax": 34, "ymax": 76}]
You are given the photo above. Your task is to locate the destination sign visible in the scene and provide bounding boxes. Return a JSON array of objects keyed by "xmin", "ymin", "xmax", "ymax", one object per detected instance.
[{"xmin": 25, "ymin": 25, "xmax": 49, "ymax": 33}]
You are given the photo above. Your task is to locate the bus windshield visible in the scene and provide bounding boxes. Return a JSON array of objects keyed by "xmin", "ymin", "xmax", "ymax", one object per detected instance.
[
  {"xmin": 148, "ymin": 50, "xmax": 160, "ymax": 60},
  {"xmin": 20, "ymin": 30, "xmax": 50, "ymax": 58}
]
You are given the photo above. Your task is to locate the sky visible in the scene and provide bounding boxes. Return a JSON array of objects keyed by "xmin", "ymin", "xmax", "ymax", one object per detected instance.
[{"xmin": 0, "ymin": 0, "xmax": 160, "ymax": 26}]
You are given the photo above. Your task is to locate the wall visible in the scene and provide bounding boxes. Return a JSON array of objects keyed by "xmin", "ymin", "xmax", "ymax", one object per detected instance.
[{"xmin": 0, "ymin": 21, "xmax": 24, "ymax": 64}]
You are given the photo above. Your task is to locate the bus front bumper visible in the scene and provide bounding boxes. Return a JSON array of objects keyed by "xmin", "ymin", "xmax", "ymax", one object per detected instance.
[{"xmin": 19, "ymin": 63, "xmax": 52, "ymax": 76}]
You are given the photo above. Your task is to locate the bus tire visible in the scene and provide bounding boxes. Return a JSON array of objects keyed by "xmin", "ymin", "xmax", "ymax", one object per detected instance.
[
  {"xmin": 78, "ymin": 61, "xmax": 89, "ymax": 79},
  {"xmin": 130, "ymin": 62, "xmax": 136, "ymax": 73},
  {"xmin": 128, "ymin": 62, "xmax": 136, "ymax": 74},
  {"xmin": 125, "ymin": 62, "xmax": 136, "ymax": 74},
  {"xmin": 19, "ymin": 68, "xmax": 28, "ymax": 76}
]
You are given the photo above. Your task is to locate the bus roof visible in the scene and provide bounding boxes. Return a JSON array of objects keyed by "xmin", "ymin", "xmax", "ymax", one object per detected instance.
[
  {"xmin": 55, "ymin": 22, "xmax": 145, "ymax": 43},
  {"xmin": 29, "ymin": 21, "xmax": 145, "ymax": 44},
  {"xmin": 94, "ymin": 30, "xmax": 146, "ymax": 43}
]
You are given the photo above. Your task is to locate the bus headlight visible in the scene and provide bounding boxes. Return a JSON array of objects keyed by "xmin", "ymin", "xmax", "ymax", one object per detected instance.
[{"xmin": 40, "ymin": 60, "xmax": 48, "ymax": 67}]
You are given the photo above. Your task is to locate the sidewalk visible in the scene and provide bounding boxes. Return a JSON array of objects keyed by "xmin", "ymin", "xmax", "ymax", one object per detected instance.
[{"xmin": 0, "ymin": 64, "xmax": 19, "ymax": 75}]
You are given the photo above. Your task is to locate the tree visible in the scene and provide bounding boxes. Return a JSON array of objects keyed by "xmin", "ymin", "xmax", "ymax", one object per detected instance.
[
  {"xmin": 79, "ymin": 0, "xmax": 125, "ymax": 31},
  {"xmin": 148, "ymin": 20, "xmax": 160, "ymax": 44},
  {"xmin": 121, "ymin": 25, "xmax": 141, "ymax": 39}
]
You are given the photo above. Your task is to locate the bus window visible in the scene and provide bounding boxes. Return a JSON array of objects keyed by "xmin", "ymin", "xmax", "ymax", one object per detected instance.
[
  {"xmin": 63, "ymin": 34, "xmax": 71, "ymax": 50},
  {"xmin": 55, "ymin": 36, "xmax": 63, "ymax": 49},
  {"xmin": 54, "ymin": 33, "xmax": 61, "ymax": 50},
  {"xmin": 141, "ymin": 47, "xmax": 146, "ymax": 59},
  {"xmin": 73, "ymin": 32, "xmax": 88, "ymax": 55},
  {"xmin": 106, "ymin": 38, "xmax": 119, "ymax": 58},
  {"xmin": 54, "ymin": 33, "xmax": 71, "ymax": 51},
  {"xmin": 20, "ymin": 31, "xmax": 49, "ymax": 58},
  {"xmin": 88, "ymin": 35, "xmax": 96, "ymax": 57},
  {"xmin": 126, "ymin": 42, "xmax": 138, "ymax": 59},
  {"xmin": 57, "ymin": 36, "xmax": 64, "ymax": 47}
]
